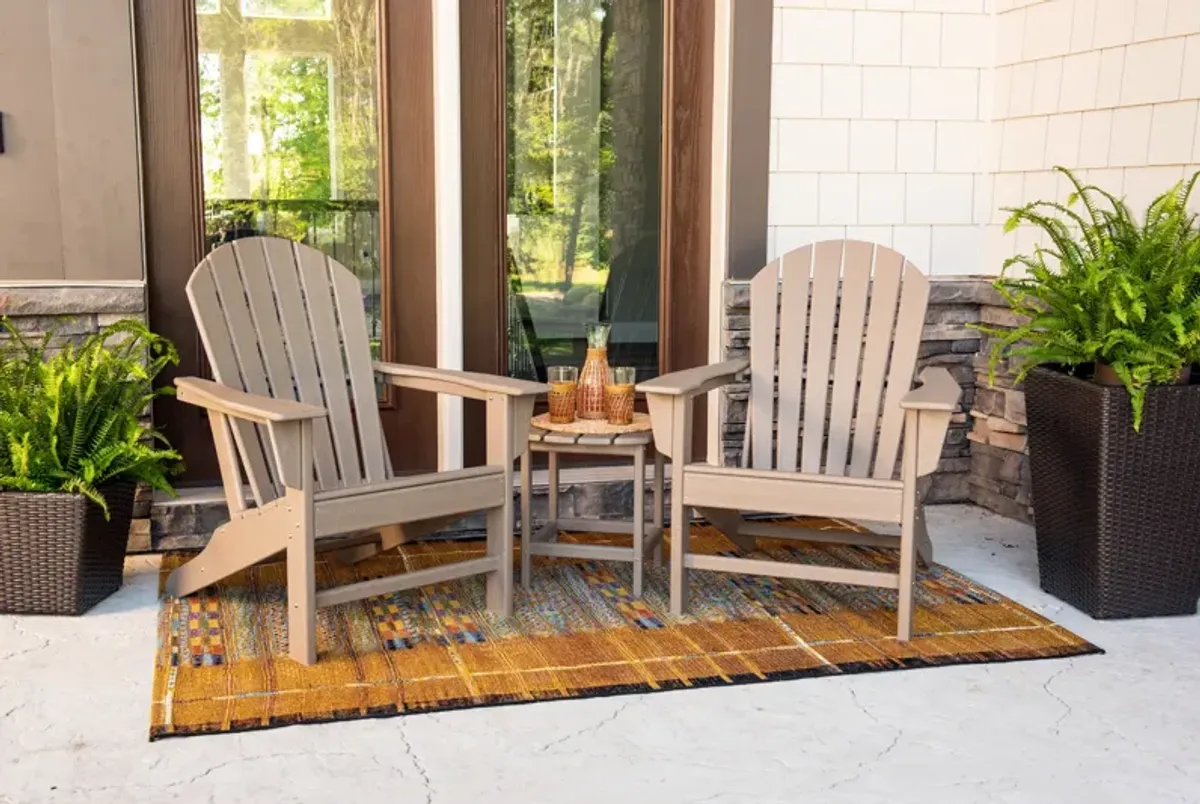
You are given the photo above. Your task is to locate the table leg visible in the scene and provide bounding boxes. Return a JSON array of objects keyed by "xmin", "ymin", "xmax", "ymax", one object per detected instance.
[
  {"xmin": 548, "ymin": 451, "xmax": 560, "ymax": 523},
  {"xmin": 653, "ymin": 449, "xmax": 665, "ymax": 568},
  {"xmin": 633, "ymin": 445, "xmax": 645, "ymax": 598},
  {"xmin": 520, "ymin": 446, "xmax": 533, "ymax": 591}
]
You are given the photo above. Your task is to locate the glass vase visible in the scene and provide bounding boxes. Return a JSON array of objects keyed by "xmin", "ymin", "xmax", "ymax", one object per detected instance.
[{"xmin": 577, "ymin": 323, "xmax": 611, "ymax": 420}]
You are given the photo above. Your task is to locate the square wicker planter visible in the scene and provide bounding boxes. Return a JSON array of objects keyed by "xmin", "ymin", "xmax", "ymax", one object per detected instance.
[
  {"xmin": 1025, "ymin": 367, "xmax": 1200, "ymax": 619},
  {"xmin": 0, "ymin": 482, "xmax": 136, "ymax": 615}
]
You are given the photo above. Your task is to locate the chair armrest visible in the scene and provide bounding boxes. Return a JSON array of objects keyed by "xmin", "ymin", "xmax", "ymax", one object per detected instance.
[
  {"xmin": 900, "ymin": 367, "xmax": 962, "ymax": 411},
  {"xmin": 175, "ymin": 377, "xmax": 327, "ymax": 424},
  {"xmin": 374, "ymin": 362, "xmax": 546, "ymax": 401},
  {"xmin": 635, "ymin": 359, "xmax": 749, "ymax": 399}
]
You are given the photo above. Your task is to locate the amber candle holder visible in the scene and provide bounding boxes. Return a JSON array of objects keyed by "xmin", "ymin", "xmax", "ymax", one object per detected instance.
[
  {"xmin": 547, "ymin": 366, "xmax": 578, "ymax": 424},
  {"xmin": 605, "ymin": 366, "xmax": 636, "ymax": 426}
]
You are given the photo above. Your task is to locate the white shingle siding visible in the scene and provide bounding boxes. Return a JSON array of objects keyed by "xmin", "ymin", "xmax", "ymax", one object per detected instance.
[{"xmin": 769, "ymin": 0, "xmax": 1200, "ymax": 276}]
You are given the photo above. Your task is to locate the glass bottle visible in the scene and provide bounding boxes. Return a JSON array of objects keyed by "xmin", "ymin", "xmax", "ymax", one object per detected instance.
[{"xmin": 577, "ymin": 323, "xmax": 611, "ymax": 419}]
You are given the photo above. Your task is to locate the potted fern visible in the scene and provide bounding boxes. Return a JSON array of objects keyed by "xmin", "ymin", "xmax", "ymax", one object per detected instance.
[
  {"xmin": 985, "ymin": 167, "xmax": 1200, "ymax": 619},
  {"xmin": 0, "ymin": 319, "xmax": 181, "ymax": 615}
]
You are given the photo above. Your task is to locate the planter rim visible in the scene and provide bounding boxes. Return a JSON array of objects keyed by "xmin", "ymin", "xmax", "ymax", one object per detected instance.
[{"xmin": 1029, "ymin": 365, "xmax": 1200, "ymax": 393}]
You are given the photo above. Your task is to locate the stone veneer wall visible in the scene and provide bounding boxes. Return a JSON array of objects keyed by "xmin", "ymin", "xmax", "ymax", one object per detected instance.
[
  {"xmin": 968, "ymin": 295, "xmax": 1034, "ymax": 523},
  {"xmin": 0, "ymin": 284, "xmax": 155, "ymax": 547},
  {"xmin": 722, "ymin": 276, "xmax": 1030, "ymax": 520}
]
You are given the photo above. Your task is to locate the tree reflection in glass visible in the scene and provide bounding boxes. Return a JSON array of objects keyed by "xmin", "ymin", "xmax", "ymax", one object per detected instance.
[{"xmin": 506, "ymin": 0, "xmax": 664, "ymax": 382}]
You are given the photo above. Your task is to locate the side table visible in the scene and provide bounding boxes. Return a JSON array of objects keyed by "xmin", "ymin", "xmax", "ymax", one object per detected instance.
[{"xmin": 519, "ymin": 413, "xmax": 665, "ymax": 598}]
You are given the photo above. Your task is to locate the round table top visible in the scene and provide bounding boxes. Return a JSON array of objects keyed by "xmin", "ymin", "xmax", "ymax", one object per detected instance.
[{"xmin": 531, "ymin": 412, "xmax": 653, "ymax": 438}]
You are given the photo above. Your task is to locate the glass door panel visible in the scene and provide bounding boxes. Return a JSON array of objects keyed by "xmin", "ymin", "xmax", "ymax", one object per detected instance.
[
  {"xmin": 505, "ymin": 0, "xmax": 664, "ymax": 382},
  {"xmin": 195, "ymin": 0, "xmax": 383, "ymax": 363}
]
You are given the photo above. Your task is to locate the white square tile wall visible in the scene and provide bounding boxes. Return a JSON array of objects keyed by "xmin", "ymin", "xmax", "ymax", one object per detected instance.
[
  {"xmin": 769, "ymin": 0, "xmax": 1200, "ymax": 274},
  {"xmin": 984, "ymin": 0, "xmax": 1200, "ymax": 271},
  {"xmin": 771, "ymin": 1, "xmax": 990, "ymax": 273}
]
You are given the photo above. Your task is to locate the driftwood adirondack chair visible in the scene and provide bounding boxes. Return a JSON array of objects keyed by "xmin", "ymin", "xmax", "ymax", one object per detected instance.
[
  {"xmin": 165, "ymin": 237, "xmax": 544, "ymax": 665},
  {"xmin": 638, "ymin": 240, "xmax": 961, "ymax": 640}
]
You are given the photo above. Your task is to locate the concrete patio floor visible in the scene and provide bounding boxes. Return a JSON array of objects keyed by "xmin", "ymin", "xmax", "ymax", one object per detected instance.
[{"xmin": 2, "ymin": 504, "xmax": 1199, "ymax": 804}]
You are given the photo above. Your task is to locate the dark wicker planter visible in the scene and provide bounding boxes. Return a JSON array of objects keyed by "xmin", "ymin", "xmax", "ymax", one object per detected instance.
[
  {"xmin": 1025, "ymin": 367, "xmax": 1200, "ymax": 619},
  {"xmin": 0, "ymin": 482, "xmax": 136, "ymax": 615}
]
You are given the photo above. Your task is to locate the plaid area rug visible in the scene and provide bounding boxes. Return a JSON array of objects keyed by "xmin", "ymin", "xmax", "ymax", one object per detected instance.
[{"xmin": 150, "ymin": 519, "xmax": 1101, "ymax": 739}]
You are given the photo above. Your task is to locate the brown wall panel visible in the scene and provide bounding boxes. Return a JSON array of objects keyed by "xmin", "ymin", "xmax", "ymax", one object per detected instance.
[
  {"xmin": 136, "ymin": 0, "xmax": 214, "ymax": 480},
  {"xmin": 0, "ymin": 0, "xmax": 142, "ymax": 282},
  {"xmin": 459, "ymin": 0, "xmax": 506, "ymax": 468},
  {"xmin": 664, "ymin": 0, "xmax": 714, "ymax": 459},
  {"xmin": 380, "ymin": 0, "xmax": 440, "ymax": 473}
]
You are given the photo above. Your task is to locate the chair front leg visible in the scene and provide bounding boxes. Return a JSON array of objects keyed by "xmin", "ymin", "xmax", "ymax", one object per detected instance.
[
  {"xmin": 271, "ymin": 419, "xmax": 317, "ymax": 665},
  {"xmin": 485, "ymin": 393, "xmax": 534, "ymax": 616},
  {"xmin": 666, "ymin": 396, "xmax": 694, "ymax": 616}
]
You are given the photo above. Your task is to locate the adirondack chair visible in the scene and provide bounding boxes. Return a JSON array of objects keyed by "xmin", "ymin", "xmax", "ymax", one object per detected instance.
[
  {"xmin": 164, "ymin": 237, "xmax": 545, "ymax": 665},
  {"xmin": 638, "ymin": 240, "xmax": 961, "ymax": 640}
]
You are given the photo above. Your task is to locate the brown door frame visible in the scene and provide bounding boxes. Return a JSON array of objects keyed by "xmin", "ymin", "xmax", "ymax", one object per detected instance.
[
  {"xmin": 135, "ymin": 0, "xmax": 441, "ymax": 481},
  {"xmin": 460, "ymin": 0, "xmax": 715, "ymax": 464}
]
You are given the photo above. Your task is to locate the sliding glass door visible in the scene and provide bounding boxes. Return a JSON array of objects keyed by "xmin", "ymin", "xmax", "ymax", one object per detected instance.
[{"xmin": 504, "ymin": 0, "xmax": 665, "ymax": 382}]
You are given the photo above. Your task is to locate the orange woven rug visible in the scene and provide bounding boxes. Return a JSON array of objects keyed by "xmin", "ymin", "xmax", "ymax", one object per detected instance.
[{"xmin": 150, "ymin": 519, "xmax": 1100, "ymax": 739}]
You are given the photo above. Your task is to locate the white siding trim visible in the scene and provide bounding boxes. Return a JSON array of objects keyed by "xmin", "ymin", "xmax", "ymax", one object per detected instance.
[
  {"xmin": 708, "ymin": 0, "xmax": 735, "ymax": 465},
  {"xmin": 432, "ymin": 0, "xmax": 464, "ymax": 471}
]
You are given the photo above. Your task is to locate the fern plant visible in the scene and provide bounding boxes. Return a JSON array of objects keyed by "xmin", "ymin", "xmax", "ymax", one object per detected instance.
[
  {"xmin": 981, "ymin": 167, "xmax": 1200, "ymax": 430},
  {"xmin": 0, "ymin": 318, "xmax": 182, "ymax": 517}
]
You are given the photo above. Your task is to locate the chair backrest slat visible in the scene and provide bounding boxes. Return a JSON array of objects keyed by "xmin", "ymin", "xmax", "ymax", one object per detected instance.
[
  {"xmin": 258, "ymin": 238, "xmax": 341, "ymax": 487},
  {"xmin": 824, "ymin": 240, "xmax": 873, "ymax": 476},
  {"xmin": 749, "ymin": 260, "xmax": 781, "ymax": 470},
  {"xmin": 746, "ymin": 240, "xmax": 931, "ymax": 482},
  {"xmin": 872, "ymin": 261, "xmax": 930, "ymax": 479},
  {"xmin": 798, "ymin": 241, "xmax": 842, "ymax": 474},
  {"xmin": 206, "ymin": 246, "xmax": 285, "ymax": 498},
  {"xmin": 187, "ymin": 257, "xmax": 276, "ymax": 505},
  {"xmin": 848, "ymin": 248, "xmax": 904, "ymax": 477},
  {"xmin": 329, "ymin": 261, "xmax": 390, "ymax": 483},
  {"xmin": 187, "ymin": 237, "xmax": 393, "ymax": 498},
  {"xmin": 774, "ymin": 249, "xmax": 810, "ymax": 472},
  {"xmin": 293, "ymin": 244, "xmax": 365, "ymax": 486}
]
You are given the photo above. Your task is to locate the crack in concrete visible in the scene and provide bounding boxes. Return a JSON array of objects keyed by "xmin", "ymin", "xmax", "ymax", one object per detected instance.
[
  {"xmin": 0, "ymin": 622, "xmax": 52, "ymax": 663},
  {"xmin": 536, "ymin": 699, "xmax": 636, "ymax": 754},
  {"xmin": 1041, "ymin": 660, "xmax": 1075, "ymax": 736},
  {"xmin": 824, "ymin": 728, "xmax": 904, "ymax": 793},
  {"xmin": 396, "ymin": 718, "xmax": 434, "ymax": 804},
  {"xmin": 847, "ymin": 686, "xmax": 882, "ymax": 726},
  {"xmin": 812, "ymin": 686, "xmax": 904, "ymax": 793},
  {"xmin": 0, "ymin": 639, "xmax": 50, "ymax": 663}
]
